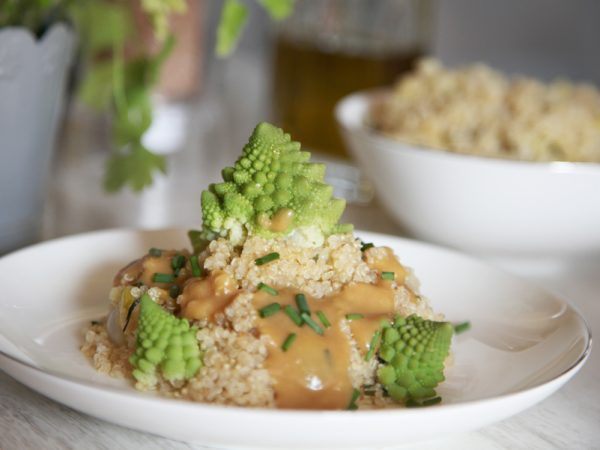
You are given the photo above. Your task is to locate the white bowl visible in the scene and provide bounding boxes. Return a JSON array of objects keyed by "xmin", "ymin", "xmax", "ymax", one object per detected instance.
[{"xmin": 336, "ymin": 90, "xmax": 600, "ymax": 258}]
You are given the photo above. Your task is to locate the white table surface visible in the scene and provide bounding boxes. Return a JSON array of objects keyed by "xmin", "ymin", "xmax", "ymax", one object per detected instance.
[{"xmin": 2, "ymin": 88, "xmax": 600, "ymax": 448}]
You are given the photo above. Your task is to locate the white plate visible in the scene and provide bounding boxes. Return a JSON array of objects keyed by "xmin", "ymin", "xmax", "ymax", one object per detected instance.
[{"xmin": 0, "ymin": 229, "xmax": 591, "ymax": 449}]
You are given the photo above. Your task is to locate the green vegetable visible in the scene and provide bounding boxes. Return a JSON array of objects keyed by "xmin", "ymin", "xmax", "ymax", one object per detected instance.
[
  {"xmin": 190, "ymin": 255, "xmax": 202, "ymax": 277},
  {"xmin": 148, "ymin": 248, "xmax": 162, "ymax": 257},
  {"xmin": 152, "ymin": 273, "xmax": 174, "ymax": 284},
  {"xmin": 129, "ymin": 294, "xmax": 202, "ymax": 385},
  {"xmin": 454, "ymin": 321, "xmax": 471, "ymax": 334},
  {"xmin": 360, "ymin": 241, "xmax": 374, "ymax": 252},
  {"xmin": 316, "ymin": 311, "xmax": 331, "ymax": 328},
  {"xmin": 300, "ymin": 312, "xmax": 324, "ymax": 335},
  {"xmin": 171, "ymin": 254, "xmax": 186, "ymax": 271},
  {"xmin": 381, "ymin": 271, "xmax": 395, "ymax": 281},
  {"xmin": 376, "ymin": 315, "xmax": 453, "ymax": 404},
  {"xmin": 281, "ymin": 333, "xmax": 297, "ymax": 351},
  {"xmin": 283, "ymin": 305, "xmax": 303, "ymax": 326},
  {"xmin": 255, "ymin": 252, "xmax": 280, "ymax": 266},
  {"xmin": 189, "ymin": 122, "xmax": 351, "ymax": 250},
  {"xmin": 259, "ymin": 302, "xmax": 281, "ymax": 318},
  {"xmin": 258, "ymin": 282, "xmax": 278, "ymax": 296},
  {"xmin": 169, "ymin": 285, "xmax": 180, "ymax": 299},
  {"xmin": 365, "ymin": 329, "xmax": 382, "ymax": 362},
  {"xmin": 295, "ymin": 293, "xmax": 310, "ymax": 315},
  {"xmin": 345, "ymin": 313, "xmax": 364, "ymax": 321},
  {"xmin": 347, "ymin": 388, "xmax": 360, "ymax": 410}
]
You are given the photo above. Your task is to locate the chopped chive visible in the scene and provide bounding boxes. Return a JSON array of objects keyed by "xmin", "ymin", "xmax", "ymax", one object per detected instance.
[
  {"xmin": 169, "ymin": 285, "xmax": 180, "ymax": 299},
  {"xmin": 152, "ymin": 273, "xmax": 174, "ymax": 283},
  {"xmin": 190, "ymin": 255, "xmax": 202, "ymax": 277},
  {"xmin": 284, "ymin": 305, "xmax": 303, "ymax": 326},
  {"xmin": 365, "ymin": 329, "xmax": 382, "ymax": 361},
  {"xmin": 423, "ymin": 396, "xmax": 442, "ymax": 406},
  {"xmin": 255, "ymin": 252, "xmax": 280, "ymax": 266},
  {"xmin": 148, "ymin": 247, "xmax": 162, "ymax": 257},
  {"xmin": 316, "ymin": 310, "xmax": 331, "ymax": 328},
  {"xmin": 360, "ymin": 241, "xmax": 374, "ymax": 252},
  {"xmin": 258, "ymin": 282, "xmax": 278, "ymax": 296},
  {"xmin": 301, "ymin": 312, "xmax": 324, "ymax": 335},
  {"xmin": 406, "ymin": 396, "xmax": 442, "ymax": 407},
  {"xmin": 171, "ymin": 254, "xmax": 186, "ymax": 271},
  {"xmin": 454, "ymin": 321, "xmax": 471, "ymax": 334},
  {"xmin": 347, "ymin": 388, "xmax": 360, "ymax": 410},
  {"xmin": 345, "ymin": 313, "xmax": 364, "ymax": 321},
  {"xmin": 259, "ymin": 302, "xmax": 281, "ymax": 318},
  {"xmin": 123, "ymin": 298, "xmax": 141, "ymax": 331},
  {"xmin": 281, "ymin": 333, "xmax": 297, "ymax": 351},
  {"xmin": 381, "ymin": 271, "xmax": 395, "ymax": 281},
  {"xmin": 295, "ymin": 293, "xmax": 310, "ymax": 315}
]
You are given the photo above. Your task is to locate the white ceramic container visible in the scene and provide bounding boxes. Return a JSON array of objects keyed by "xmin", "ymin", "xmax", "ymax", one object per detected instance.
[{"xmin": 336, "ymin": 90, "xmax": 600, "ymax": 258}]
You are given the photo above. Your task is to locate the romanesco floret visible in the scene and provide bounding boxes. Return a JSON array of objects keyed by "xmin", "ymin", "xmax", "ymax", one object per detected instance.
[
  {"xmin": 190, "ymin": 122, "xmax": 351, "ymax": 250},
  {"xmin": 376, "ymin": 315, "xmax": 453, "ymax": 405},
  {"xmin": 129, "ymin": 294, "xmax": 202, "ymax": 386}
]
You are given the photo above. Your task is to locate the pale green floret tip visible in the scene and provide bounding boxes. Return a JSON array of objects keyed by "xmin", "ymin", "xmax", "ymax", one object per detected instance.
[
  {"xmin": 189, "ymin": 122, "xmax": 351, "ymax": 251},
  {"xmin": 129, "ymin": 294, "xmax": 202, "ymax": 386},
  {"xmin": 376, "ymin": 315, "xmax": 453, "ymax": 404}
]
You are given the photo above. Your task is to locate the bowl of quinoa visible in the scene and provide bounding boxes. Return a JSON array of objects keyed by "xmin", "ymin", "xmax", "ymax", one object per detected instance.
[{"xmin": 336, "ymin": 61, "xmax": 600, "ymax": 258}]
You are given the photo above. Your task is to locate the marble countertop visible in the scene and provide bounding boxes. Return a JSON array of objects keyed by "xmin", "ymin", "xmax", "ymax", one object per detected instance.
[{"xmin": 2, "ymin": 90, "xmax": 599, "ymax": 448}]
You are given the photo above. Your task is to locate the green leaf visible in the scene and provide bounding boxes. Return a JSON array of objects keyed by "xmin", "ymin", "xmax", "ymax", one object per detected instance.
[
  {"xmin": 104, "ymin": 145, "xmax": 167, "ymax": 193},
  {"xmin": 72, "ymin": 2, "xmax": 130, "ymax": 52},
  {"xmin": 258, "ymin": 0, "xmax": 295, "ymax": 20},
  {"xmin": 78, "ymin": 62, "xmax": 114, "ymax": 110},
  {"xmin": 215, "ymin": 0, "xmax": 248, "ymax": 57}
]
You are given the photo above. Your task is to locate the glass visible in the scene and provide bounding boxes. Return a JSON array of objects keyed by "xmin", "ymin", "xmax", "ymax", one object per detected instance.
[{"xmin": 272, "ymin": 0, "xmax": 433, "ymax": 159}]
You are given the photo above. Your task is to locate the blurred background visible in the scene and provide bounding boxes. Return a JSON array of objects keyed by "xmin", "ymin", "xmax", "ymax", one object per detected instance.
[{"xmin": 1, "ymin": 0, "xmax": 599, "ymax": 253}]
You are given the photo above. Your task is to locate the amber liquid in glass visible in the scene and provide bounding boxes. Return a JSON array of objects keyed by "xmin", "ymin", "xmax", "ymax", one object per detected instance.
[{"xmin": 273, "ymin": 34, "xmax": 422, "ymax": 158}]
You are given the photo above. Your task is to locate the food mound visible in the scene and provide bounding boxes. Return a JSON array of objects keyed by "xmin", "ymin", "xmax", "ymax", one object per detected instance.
[{"xmin": 82, "ymin": 123, "xmax": 454, "ymax": 410}]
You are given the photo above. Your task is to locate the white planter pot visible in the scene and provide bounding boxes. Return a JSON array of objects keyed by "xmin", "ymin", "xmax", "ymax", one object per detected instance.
[{"xmin": 0, "ymin": 24, "xmax": 74, "ymax": 253}]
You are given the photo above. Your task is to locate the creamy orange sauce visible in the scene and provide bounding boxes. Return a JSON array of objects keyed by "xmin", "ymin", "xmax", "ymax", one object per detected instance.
[
  {"xmin": 179, "ymin": 271, "xmax": 238, "ymax": 321},
  {"xmin": 113, "ymin": 250, "xmax": 190, "ymax": 288},
  {"xmin": 270, "ymin": 208, "xmax": 294, "ymax": 232},
  {"xmin": 253, "ymin": 280, "xmax": 396, "ymax": 409},
  {"xmin": 368, "ymin": 247, "xmax": 407, "ymax": 285}
]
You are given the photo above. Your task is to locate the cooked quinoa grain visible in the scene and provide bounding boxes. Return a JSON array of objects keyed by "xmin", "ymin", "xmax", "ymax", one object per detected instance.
[{"xmin": 372, "ymin": 58, "xmax": 600, "ymax": 163}]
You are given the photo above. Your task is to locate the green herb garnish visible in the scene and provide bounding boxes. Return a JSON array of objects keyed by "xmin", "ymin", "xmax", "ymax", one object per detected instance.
[
  {"xmin": 281, "ymin": 333, "xmax": 297, "ymax": 352},
  {"xmin": 454, "ymin": 321, "xmax": 471, "ymax": 334},
  {"xmin": 255, "ymin": 252, "xmax": 280, "ymax": 266},
  {"xmin": 152, "ymin": 273, "xmax": 174, "ymax": 284},
  {"xmin": 148, "ymin": 247, "xmax": 162, "ymax": 257},
  {"xmin": 316, "ymin": 311, "xmax": 331, "ymax": 328},
  {"xmin": 258, "ymin": 282, "xmax": 278, "ymax": 296},
  {"xmin": 295, "ymin": 293, "xmax": 310, "ymax": 315},
  {"xmin": 284, "ymin": 305, "xmax": 303, "ymax": 326},
  {"xmin": 345, "ymin": 313, "xmax": 364, "ymax": 321},
  {"xmin": 300, "ymin": 313, "xmax": 324, "ymax": 335},
  {"xmin": 381, "ymin": 271, "xmax": 395, "ymax": 281},
  {"xmin": 190, "ymin": 255, "xmax": 202, "ymax": 277},
  {"xmin": 259, "ymin": 303, "xmax": 281, "ymax": 318}
]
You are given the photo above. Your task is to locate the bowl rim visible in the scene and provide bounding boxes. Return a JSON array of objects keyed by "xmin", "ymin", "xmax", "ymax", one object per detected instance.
[{"xmin": 335, "ymin": 88, "xmax": 600, "ymax": 174}]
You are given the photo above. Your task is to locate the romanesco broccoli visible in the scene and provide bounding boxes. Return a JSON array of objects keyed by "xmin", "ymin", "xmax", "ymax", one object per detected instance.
[
  {"xmin": 376, "ymin": 315, "xmax": 453, "ymax": 405},
  {"xmin": 189, "ymin": 122, "xmax": 351, "ymax": 250},
  {"xmin": 129, "ymin": 294, "xmax": 202, "ymax": 386}
]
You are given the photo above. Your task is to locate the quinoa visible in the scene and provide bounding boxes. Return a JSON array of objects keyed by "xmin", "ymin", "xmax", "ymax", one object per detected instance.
[
  {"xmin": 82, "ymin": 233, "xmax": 442, "ymax": 408},
  {"xmin": 372, "ymin": 58, "xmax": 600, "ymax": 163}
]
